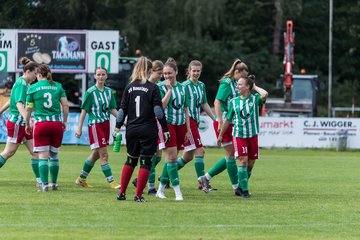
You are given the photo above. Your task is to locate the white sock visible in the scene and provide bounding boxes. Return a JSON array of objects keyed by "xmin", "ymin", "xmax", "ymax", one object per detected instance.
[
  {"xmin": 205, "ymin": 173, "xmax": 212, "ymax": 181},
  {"xmin": 158, "ymin": 183, "xmax": 166, "ymax": 193},
  {"xmin": 173, "ymin": 185, "xmax": 182, "ymax": 196}
]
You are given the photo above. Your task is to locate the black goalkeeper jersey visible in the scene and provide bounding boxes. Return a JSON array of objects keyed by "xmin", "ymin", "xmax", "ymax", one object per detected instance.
[{"xmin": 120, "ymin": 80, "xmax": 168, "ymax": 135}]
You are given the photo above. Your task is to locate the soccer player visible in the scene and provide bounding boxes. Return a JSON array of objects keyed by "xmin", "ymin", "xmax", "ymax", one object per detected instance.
[
  {"xmin": 25, "ymin": 64, "xmax": 69, "ymax": 192},
  {"xmin": 131, "ymin": 60, "xmax": 166, "ymax": 195},
  {"xmin": 0, "ymin": 57, "xmax": 40, "ymax": 186},
  {"xmin": 74, "ymin": 67, "xmax": 120, "ymax": 189},
  {"xmin": 114, "ymin": 57, "xmax": 168, "ymax": 202},
  {"xmin": 145, "ymin": 60, "xmax": 166, "ymax": 194},
  {"xmin": 156, "ymin": 57, "xmax": 191, "ymax": 201},
  {"xmin": 163, "ymin": 60, "xmax": 215, "ymax": 190},
  {"xmin": 200, "ymin": 59, "xmax": 249, "ymax": 195},
  {"xmin": 217, "ymin": 75, "xmax": 268, "ymax": 197}
]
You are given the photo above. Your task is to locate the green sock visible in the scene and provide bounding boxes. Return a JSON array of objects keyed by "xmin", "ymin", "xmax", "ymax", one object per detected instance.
[
  {"xmin": 49, "ymin": 159, "xmax": 59, "ymax": 184},
  {"xmin": 238, "ymin": 166, "xmax": 249, "ymax": 191},
  {"xmin": 208, "ymin": 157, "xmax": 226, "ymax": 177},
  {"xmin": 101, "ymin": 163, "xmax": 114, "ymax": 183},
  {"xmin": 0, "ymin": 155, "xmax": 6, "ymax": 168},
  {"xmin": 31, "ymin": 159, "xmax": 40, "ymax": 178},
  {"xmin": 226, "ymin": 157, "xmax": 238, "ymax": 186},
  {"xmin": 38, "ymin": 159, "xmax": 49, "ymax": 184},
  {"xmin": 177, "ymin": 157, "xmax": 186, "ymax": 171},
  {"xmin": 154, "ymin": 156, "xmax": 162, "ymax": 166},
  {"xmin": 80, "ymin": 159, "xmax": 94, "ymax": 179},
  {"xmin": 160, "ymin": 162, "xmax": 169, "ymax": 185},
  {"xmin": 148, "ymin": 155, "xmax": 161, "ymax": 184},
  {"xmin": 248, "ymin": 170, "xmax": 252, "ymax": 180},
  {"xmin": 194, "ymin": 156, "xmax": 205, "ymax": 178},
  {"xmin": 162, "ymin": 157, "xmax": 185, "ymax": 183},
  {"xmin": 167, "ymin": 162, "xmax": 179, "ymax": 186}
]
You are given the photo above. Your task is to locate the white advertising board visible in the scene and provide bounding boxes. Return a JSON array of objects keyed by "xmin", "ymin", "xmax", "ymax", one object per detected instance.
[
  {"xmin": 87, "ymin": 30, "xmax": 119, "ymax": 74},
  {"xmin": 0, "ymin": 29, "xmax": 16, "ymax": 72},
  {"xmin": 198, "ymin": 116, "xmax": 360, "ymax": 149}
]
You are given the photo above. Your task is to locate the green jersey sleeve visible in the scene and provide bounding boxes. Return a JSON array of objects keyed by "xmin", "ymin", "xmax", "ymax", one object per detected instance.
[
  {"xmin": 81, "ymin": 90, "xmax": 92, "ymax": 112},
  {"xmin": 60, "ymin": 84, "xmax": 67, "ymax": 98},
  {"xmin": 184, "ymin": 86, "xmax": 189, "ymax": 108},
  {"xmin": 159, "ymin": 85, "xmax": 166, "ymax": 99},
  {"xmin": 26, "ymin": 86, "xmax": 35, "ymax": 107},
  {"xmin": 109, "ymin": 91, "xmax": 117, "ymax": 110},
  {"xmin": 201, "ymin": 82, "xmax": 208, "ymax": 104},
  {"xmin": 255, "ymin": 93, "xmax": 262, "ymax": 105},
  {"xmin": 215, "ymin": 80, "xmax": 231, "ymax": 102},
  {"xmin": 13, "ymin": 82, "xmax": 27, "ymax": 104},
  {"xmin": 225, "ymin": 99, "xmax": 235, "ymax": 121}
]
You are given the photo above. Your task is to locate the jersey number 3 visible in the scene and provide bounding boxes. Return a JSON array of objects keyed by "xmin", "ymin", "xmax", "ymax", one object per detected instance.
[{"xmin": 43, "ymin": 92, "xmax": 53, "ymax": 108}]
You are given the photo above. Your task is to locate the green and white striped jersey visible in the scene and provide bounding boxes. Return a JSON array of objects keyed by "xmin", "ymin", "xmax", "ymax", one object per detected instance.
[
  {"xmin": 158, "ymin": 81, "xmax": 188, "ymax": 125},
  {"xmin": 226, "ymin": 93, "xmax": 262, "ymax": 138},
  {"xmin": 182, "ymin": 79, "xmax": 208, "ymax": 123},
  {"xmin": 8, "ymin": 76, "xmax": 28, "ymax": 125},
  {"xmin": 26, "ymin": 80, "xmax": 67, "ymax": 122},
  {"xmin": 81, "ymin": 85, "xmax": 117, "ymax": 125},
  {"xmin": 215, "ymin": 78, "xmax": 238, "ymax": 120}
]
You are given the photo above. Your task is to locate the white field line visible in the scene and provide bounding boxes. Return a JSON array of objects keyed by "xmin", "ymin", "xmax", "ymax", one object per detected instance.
[{"xmin": 0, "ymin": 222, "xmax": 360, "ymax": 229}]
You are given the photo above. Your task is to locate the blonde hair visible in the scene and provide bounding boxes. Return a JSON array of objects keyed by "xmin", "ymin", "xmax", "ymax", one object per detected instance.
[
  {"xmin": 131, "ymin": 56, "xmax": 152, "ymax": 84},
  {"xmin": 152, "ymin": 60, "xmax": 164, "ymax": 72},
  {"xmin": 186, "ymin": 60, "xmax": 202, "ymax": 79},
  {"xmin": 219, "ymin": 58, "xmax": 248, "ymax": 82}
]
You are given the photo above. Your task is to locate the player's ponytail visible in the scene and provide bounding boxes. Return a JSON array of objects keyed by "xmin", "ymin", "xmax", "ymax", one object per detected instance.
[
  {"xmin": 164, "ymin": 57, "xmax": 178, "ymax": 73},
  {"xmin": 37, "ymin": 64, "xmax": 54, "ymax": 84},
  {"xmin": 19, "ymin": 57, "xmax": 38, "ymax": 73},
  {"xmin": 220, "ymin": 59, "xmax": 249, "ymax": 82},
  {"xmin": 131, "ymin": 56, "xmax": 152, "ymax": 84},
  {"xmin": 248, "ymin": 75, "xmax": 255, "ymax": 90}
]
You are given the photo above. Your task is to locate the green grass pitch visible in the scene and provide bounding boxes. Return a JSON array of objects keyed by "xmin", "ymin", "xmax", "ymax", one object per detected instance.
[{"xmin": 0, "ymin": 144, "xmax": 359, "ymax": 239}]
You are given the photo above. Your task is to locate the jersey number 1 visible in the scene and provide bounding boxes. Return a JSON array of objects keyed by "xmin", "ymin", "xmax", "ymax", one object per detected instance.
[{"xmin": 135, "ymin": 96, "xmax": 140, "ymax": 117}]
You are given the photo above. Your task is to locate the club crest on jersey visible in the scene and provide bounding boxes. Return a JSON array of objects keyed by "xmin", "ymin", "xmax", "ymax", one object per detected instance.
[
  {"xmin": 102, "ymin": 103, "xmax": 109, "ymax": 112},
  {"xmin": 240, "ymin": 109, "xmax": 250, "ymax": 119},
  {"xmin": 249, "ymin": 102, "xmax": 254, "ymax": 107},
  {"xmin": 172, "ymin": 99, "xmax": 182, "ymax": 110}
]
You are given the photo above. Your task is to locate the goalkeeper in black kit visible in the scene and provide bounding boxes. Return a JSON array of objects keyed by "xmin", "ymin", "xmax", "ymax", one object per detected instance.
[{"xmin": 113, "ymin": 57, "xmax": 169, "ymax": 202}]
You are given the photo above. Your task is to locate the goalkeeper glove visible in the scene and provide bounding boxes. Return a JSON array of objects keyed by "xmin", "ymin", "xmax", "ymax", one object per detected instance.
[{"xmin": 112, "ymin": 128, "xmax": 120, "ymax": 138}]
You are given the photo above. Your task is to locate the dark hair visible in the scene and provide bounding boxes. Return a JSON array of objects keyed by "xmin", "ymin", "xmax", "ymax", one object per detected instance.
[
  {"xmin": 95, "ymin": 66, "xmax": 107, "ymax": 74},
  {"xmin": 19, "ymin": 57, "xmax": 38, "ymax": 73},
  {"xmin": 37, "ymin": 64, "xmax": 54, "ymax": 84},
  {"xmin": 164, "ymin": 57, "xmax": 178, "ymax": 72},
  {"xmin": 241, "ymin": 75, "xmax": 255, "ymax": 90}
]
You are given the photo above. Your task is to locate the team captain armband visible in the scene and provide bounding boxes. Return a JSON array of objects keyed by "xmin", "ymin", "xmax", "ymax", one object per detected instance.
[{"xmin": 26, "ymin": 102, "xmax": 34, "ymax": 108}]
